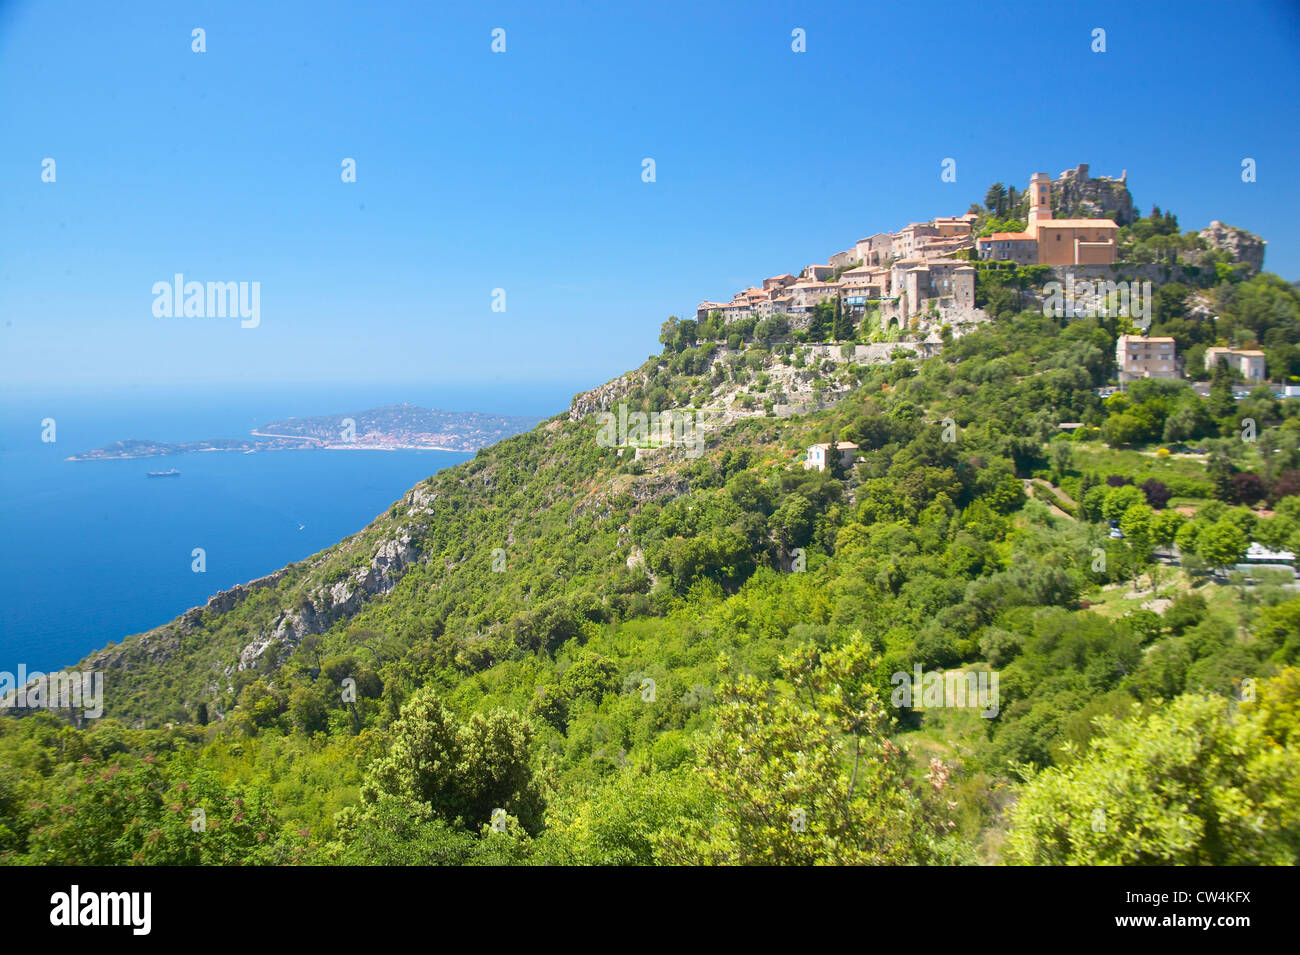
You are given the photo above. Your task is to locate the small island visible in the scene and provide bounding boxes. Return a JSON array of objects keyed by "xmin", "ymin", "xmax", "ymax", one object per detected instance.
[{"xmin": 68, "ymin": 404, "xmax": 544, "ymax": 461}]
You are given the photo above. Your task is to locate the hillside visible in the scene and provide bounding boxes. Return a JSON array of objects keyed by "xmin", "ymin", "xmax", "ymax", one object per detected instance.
[{"xmin": 4, "ymin": 245, "xmax": 1300, "ymax": 867}]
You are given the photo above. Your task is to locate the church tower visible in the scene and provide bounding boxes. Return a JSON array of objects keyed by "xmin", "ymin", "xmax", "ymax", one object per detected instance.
[{"xmin": 1027, "ymin": 172, "xmax": 1052, "ymax": 237}]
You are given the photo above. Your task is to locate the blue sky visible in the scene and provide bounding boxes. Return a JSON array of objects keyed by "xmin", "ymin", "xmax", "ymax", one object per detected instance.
[{"xmin": 2, "ymin": 0, "xmax": 1298, "ymax": 391}]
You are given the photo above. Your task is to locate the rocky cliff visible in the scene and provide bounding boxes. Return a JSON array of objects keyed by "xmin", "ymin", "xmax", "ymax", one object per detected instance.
[
  {"xmin": 1199, "ymin": 220, "xmax": 1266, "ymax": 275},
  {"xmin": 1053, "ymin": 164, "xmax": 1136, "ymax": 226}
]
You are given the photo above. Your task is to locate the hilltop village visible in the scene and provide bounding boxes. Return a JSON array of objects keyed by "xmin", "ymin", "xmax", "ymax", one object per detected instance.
[
  {"xmin": 691, "ymin": 163, "xmax": 1275, "ymax": 394},
  {"xmin": 696, "ymin": 165, "xmax": 1130, "ymax": 334}
]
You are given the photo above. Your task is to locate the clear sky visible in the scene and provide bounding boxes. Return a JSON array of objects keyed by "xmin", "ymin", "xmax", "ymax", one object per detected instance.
[{"xmin": 2, "ymin": 0, "xmax": 1298, "ymax": 390}]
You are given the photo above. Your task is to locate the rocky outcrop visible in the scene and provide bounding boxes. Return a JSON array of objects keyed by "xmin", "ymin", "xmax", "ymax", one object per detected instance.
[
  {"xmin": 1054, "ymin": 164, "xmax": 1135, "ymax": 226},
  {"xmin": 236, "ymin": 532, "xmax": 420, "ymax": 670},
  {"xmin": 80, "ymin": 568, "xmax": 294, "ymax": 675},
  {"xmin": 83, "ymin": 627, "xmax": 181, "ymax": 672},
  {"xmin": 406, "ymin": 482, "xmax": 439, "ymax": 514},
  {"xmin": 569, "ymin": 373, "xmax": 645, "ymax": 420},
  {"xmin": 627, "ymin": 473, "xmax": 689, "ymax": 504},
  {"xmin": 1199, "ymin": 221, "xmax": 1266, "ymax": 275},
  {"xmin": 177, "ymin": 568, "xmax": 291, "ymax": 634}
]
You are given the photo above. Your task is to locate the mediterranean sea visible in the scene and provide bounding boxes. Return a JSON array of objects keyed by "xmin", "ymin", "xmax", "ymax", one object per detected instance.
[{"xmin": 0, "ymin": 380, "xmax": 578, "ymax": 672}]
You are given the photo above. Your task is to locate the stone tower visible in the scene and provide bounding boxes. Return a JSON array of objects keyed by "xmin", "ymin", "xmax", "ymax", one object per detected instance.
[{"xmin": 1027, "ymin": 172, "xmax": 1052, "ymax": 237}]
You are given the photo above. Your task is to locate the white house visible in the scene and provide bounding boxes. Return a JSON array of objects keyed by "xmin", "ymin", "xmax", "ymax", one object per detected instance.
[
  {"xmin": 1205, "ymin": 347, "xmax": 1266, "ymax": 382},
  {"xmin": 804, "ymin": 441, "xmax": 859, "ymax": 472}
]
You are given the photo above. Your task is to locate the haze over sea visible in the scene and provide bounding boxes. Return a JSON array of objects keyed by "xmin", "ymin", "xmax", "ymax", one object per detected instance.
[{"xmin": 0, "ymin": 380, "xmax": 580, "ymax": 673}]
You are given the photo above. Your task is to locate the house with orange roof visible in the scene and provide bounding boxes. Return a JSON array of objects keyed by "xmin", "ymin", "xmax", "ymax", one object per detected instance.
[
  {"xmin": 787, "ymin": 277, "xmax": 842, "ymax": 315},
  {"xmin": 933, "ymin": 216, "xmax": 974, "ymax": 238}
]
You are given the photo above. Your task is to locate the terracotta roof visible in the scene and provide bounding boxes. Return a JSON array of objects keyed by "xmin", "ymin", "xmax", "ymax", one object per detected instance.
[{"xmin": 1036, "ymin": 218, "xmax": 1119, "ymax": 228}]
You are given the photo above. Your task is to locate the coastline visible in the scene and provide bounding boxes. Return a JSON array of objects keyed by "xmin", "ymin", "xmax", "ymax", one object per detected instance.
[{"xmin": 67, "ymin": 443, "xmax": 466, "ymax": 461}]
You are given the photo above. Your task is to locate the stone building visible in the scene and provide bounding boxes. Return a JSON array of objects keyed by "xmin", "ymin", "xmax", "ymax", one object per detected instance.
[
  {"xmin": 786, "ymin": 278, "xmax": 842, "ymax": 315},
  {"xmin": 829, "ymin": 248, "xmax": 861, "ymax": 270},
  {"xmin": 976, "ymin": 232, "xmax": 1038, "ymax": 265},
  {"xmin": 856, "ymin": 233, "xmax": 894, "ymax": 266},
  {"xmin": 890, "ymin": 223, "xmax": 940, "ymax": 260},
  {"xmin": 889, "ymin": 258, "xmax": 975, "ymax": 319},
  {"xmin": 763, "ymin": 273, "xmax": 797, "ymax": 291},
  {"xmin": 802, "ymin": 264, "xmax": 835, "ymax": 281},
  {"xmin": 977, "ymin": 171, "xmax": 1119, "ymax": 266}
]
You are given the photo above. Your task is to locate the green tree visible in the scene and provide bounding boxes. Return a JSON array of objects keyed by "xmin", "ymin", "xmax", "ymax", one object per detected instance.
[
  {"xmin": 1102, "ymin": 484, "xmax": 1146, "ymax": 523},
  {"xmin": 1197, "ymin": 520, "xmax": 1248, "ymax": 576},
  {"xmin": 770, "ymin": 493, "xmax": 815, "ymax": 550},
  {"xmin": 658, "ymin": 644, "xmax": 945, "ymax": 865},
  {"xmin": 1005, "ymin": 672, "xmax": 1300, "ymax": 865},
  {"xmin": 1151, "ymin": 510, "xmax": 1187, "ymax": 550},
  {"xmin": 1082, "ymin": 485, "xmax": 1109, "ymax": 522},
  {"xmin": 1048, "ymin": 440, "xmax": 1073, "ymax": 483},
  {"xmin": 289, "ymin": 684, "xmax": 330, "ymax": 735},
  {"xmin": 984, "ymin": 182, "xmax": 1007, "ymax": 216},
  {"xmin": 357, "ymin": 687, "xmax": 544, "ymax": 834},
  {"xmin": 831, "ymin": 296, "xmax": 852, "ymax": 342},
  {"xmin": 1119, "ymin": 504, "xmax": 1155, "ymax": 582},
  {"xmin": 808, "ymin": 300, "xmax": 834, "ymax": 342}
]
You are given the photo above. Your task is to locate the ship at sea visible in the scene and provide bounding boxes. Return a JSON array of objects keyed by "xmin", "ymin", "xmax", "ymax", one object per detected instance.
[{"xmin": 146, "ymin": 469, "xmax": 181, "ymax": 478}]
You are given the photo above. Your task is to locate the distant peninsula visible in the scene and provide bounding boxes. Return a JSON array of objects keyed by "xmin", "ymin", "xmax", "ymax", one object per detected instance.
[{"xmin": 68, "ymin": 404, "xmax": 544, "ymax": 461}]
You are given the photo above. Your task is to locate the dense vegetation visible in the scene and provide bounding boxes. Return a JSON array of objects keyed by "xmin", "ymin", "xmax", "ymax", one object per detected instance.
[{"xmin": 3, "ymin": 269, "xmax": 1299, "ymax": 866}]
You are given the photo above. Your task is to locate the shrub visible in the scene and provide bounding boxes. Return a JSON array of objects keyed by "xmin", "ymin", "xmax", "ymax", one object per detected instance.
[{"xmin": 1140, "ymin": 478, "xmax": 1171, "ymax": 509}]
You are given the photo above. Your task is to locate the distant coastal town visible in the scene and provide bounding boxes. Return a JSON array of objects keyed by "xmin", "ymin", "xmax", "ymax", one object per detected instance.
[{"xmin": 67, "ymin": 404, "xmax": 543, "ymax": 461}]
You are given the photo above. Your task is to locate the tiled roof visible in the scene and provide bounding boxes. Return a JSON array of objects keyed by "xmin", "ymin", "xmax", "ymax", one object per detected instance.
[{"xmin": 1036, "ymin": 218, "xmax": 1119, "ymax": 228}]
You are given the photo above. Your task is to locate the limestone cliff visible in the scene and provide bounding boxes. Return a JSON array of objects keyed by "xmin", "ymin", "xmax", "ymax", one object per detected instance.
[
  {"xmin": 1199, "ymin": 221, "xmax": 1266, "ymax": 275},
  {"xmin": 1053, "ymin": 164, "xmax": 1136, "ymax": 226}
]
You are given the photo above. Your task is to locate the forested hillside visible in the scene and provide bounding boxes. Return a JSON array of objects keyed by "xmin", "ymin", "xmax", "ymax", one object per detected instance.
[{"xmin": 3, "ymin": 271, "xmax": 1299, "ymax": 866}]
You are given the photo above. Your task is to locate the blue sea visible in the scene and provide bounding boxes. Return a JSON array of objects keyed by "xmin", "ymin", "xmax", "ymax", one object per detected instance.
[{"xmin": 0, "ymin": 381, "xmax": 579, "ymax": 672}]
